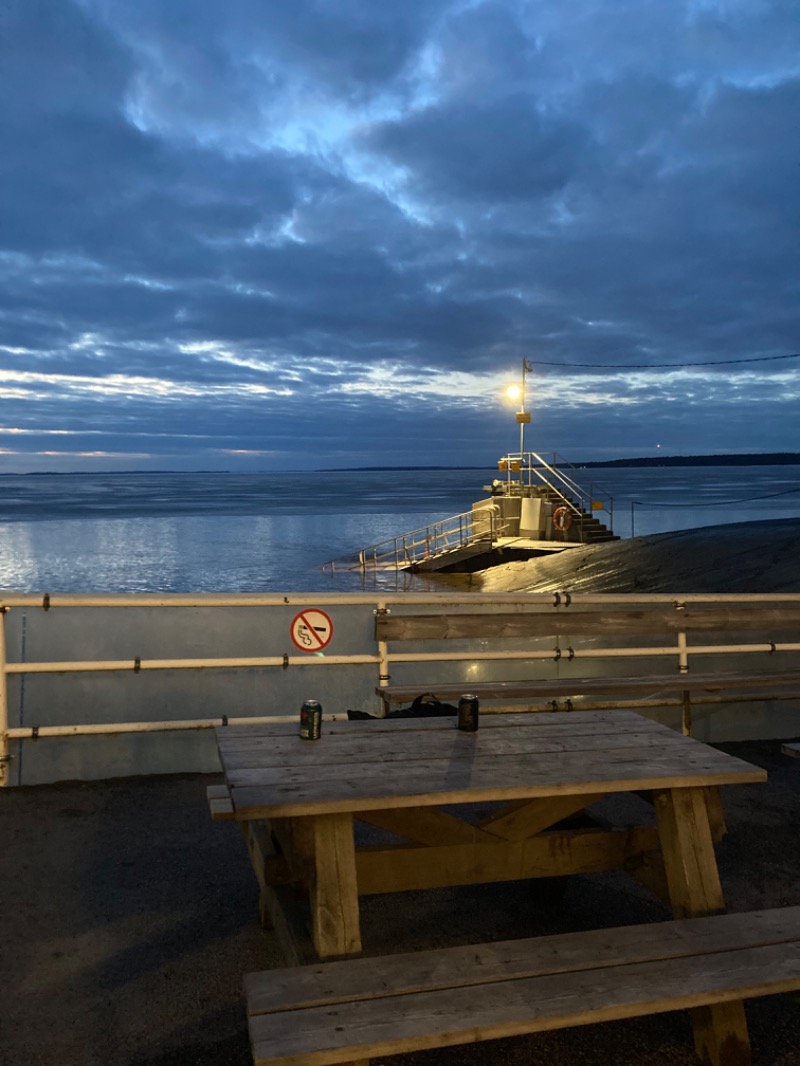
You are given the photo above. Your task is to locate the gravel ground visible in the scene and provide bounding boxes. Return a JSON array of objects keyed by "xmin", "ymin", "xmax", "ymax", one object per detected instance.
[{"xmin": 2, "ymin": 739, "xmax": 800, "ymax": 1066}]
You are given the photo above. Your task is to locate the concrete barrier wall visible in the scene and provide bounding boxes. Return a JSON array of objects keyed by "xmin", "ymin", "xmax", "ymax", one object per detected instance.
[
  {"xmin": 4, "ymin": 601, "xmax": 380, "ymax": 785},
  {"xmin": 3, "ymin": 594, "xmax": 799, "ymax": 785}
]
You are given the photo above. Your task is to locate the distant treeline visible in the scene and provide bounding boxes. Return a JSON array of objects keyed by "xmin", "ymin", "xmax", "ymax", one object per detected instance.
[
  {"xmin": 579, "ymin": 453, "xmax": 800, "ymax": 468},
  {"xmin": 329, "ymin": 454, "xmax": 800, "ymax": 472}
]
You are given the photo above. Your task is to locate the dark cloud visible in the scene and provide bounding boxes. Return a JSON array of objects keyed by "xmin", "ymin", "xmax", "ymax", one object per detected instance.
[
  {"xmin": 364, "ymin": 94, "xmax": 593, "ymax": 203},
  {"xmin": 0, "ymin": 0, "xmax": 798, "ymax": 471}
]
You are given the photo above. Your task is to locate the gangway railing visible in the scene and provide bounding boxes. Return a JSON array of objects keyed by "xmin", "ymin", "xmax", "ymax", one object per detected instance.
[
  {"xmin": 499, "ymin": 450, "xmax": 615, "ymax": 531},
  {"xmin": 322, "ymin": 507, "xmax": 509, "ymax": 573}
]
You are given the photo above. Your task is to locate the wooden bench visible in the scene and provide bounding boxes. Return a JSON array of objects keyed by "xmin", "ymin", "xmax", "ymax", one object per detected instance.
[
  {"xmin": 374, "ymin": 605, "xmax": 800, "ymax": 732},
  {"xmin": 245, "ymin": 906, "xmax": 800, "ymax": 1066}
]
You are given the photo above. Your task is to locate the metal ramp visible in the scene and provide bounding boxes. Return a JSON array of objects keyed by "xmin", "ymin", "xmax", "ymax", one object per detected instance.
[
  {"xmin": 322, "ymin": 510, "xmax": 503, "ymax": 574},
  {"xmin": 322, "ymin": 452, "xmax": 618, "ymax": 575}
]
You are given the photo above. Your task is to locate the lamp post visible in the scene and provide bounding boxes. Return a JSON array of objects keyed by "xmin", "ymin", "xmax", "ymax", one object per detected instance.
[{"xmin": 515, "ymin": 358, "xmax": 533, "ymax": 458}]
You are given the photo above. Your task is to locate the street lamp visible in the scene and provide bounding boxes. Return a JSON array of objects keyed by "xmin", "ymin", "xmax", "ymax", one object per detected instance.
[{"xmin": 508, "ymin": 358, "xmax": 533, "ymax": 458}]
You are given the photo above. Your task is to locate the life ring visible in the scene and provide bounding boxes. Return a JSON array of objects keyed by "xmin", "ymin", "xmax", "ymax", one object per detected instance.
[{"xmin": 552, "ymin": 506, "xmax": 573, "ymax": 533}]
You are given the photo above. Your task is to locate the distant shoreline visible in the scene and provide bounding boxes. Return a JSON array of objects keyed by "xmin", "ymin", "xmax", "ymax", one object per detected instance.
[
  {"xmin": 326, "ymin": 453, "xmax": 800, "ymax": 471},
  {"xmin": 579, "ymin": 453, "xmax": 800, "ymax": 468},
  {"xmin": 1, "ymin": 453, "xmax": 799, "ymax": 477}
]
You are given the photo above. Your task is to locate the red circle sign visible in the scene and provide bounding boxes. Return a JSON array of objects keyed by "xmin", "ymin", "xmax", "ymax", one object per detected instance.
[{"xmin": 290, "ymin": 609, "xmax": 334, "ymax": 653}]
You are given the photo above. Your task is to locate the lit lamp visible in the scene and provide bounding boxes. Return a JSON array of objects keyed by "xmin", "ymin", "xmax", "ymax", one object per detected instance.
[{"xmin": 506, "ymin": 359, "xmax": 533, "ymax": 458}]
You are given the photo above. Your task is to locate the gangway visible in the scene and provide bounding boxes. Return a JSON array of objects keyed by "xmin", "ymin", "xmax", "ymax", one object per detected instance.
[
  {"xmin": 322, "ymin": 508, "xmax": 507, "ymax": 574},
  {"xmin": 322, "ymin": 452, "xmax": 618, "ymax": 575}
]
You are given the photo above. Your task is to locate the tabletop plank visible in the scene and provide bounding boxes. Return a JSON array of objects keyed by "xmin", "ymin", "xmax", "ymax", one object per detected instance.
[
  {"xmin": 215, "ymin": 710, "xmax": 670, "ymax": 761},
  {"xmin": 217, "ymin": 711, "xmax": 766, "ymax": 818},
  {"xmin": 227, "ymin": 747, "xmax": 765, "ymax": 818},
  {"xmin": 218, "ymin": 727, "xmax": 674, "ymax": 772}
]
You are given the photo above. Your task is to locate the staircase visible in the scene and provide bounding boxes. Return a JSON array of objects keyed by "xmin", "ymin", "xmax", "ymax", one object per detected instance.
[{"xmin": 539, "ymin": 488, "xmax": 618, "ymax": 544}]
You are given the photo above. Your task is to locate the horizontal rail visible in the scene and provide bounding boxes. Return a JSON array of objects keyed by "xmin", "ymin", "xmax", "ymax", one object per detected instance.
[
  {"xmin": 6, "ymin": 654, "xmax": 379, "ymax": 674},
  {"xmin": 5, "ymin": 712, "xmax": 354, "ymax": 740},
  {"xmin": 4, "ymin": 591, "xmax": 800, "ymax": 608}
]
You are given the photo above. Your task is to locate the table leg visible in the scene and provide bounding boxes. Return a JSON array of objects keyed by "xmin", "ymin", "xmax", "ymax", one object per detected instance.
[
  {"xmin": 654, "ymin": 786, "xmax": 750, "ymax": 1066},
  {"xmin": 309, "ymin": 812, "xmax": 362, "ymax": 959}
]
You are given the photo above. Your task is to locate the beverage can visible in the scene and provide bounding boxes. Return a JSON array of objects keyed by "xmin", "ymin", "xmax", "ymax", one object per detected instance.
[
  {"xmin": 458, "ymin": 694, "xmax": 480, "ymax": 732},
  {"xmin": 299, "ymin": 699, "xmax": 322, "ymax": 740}
]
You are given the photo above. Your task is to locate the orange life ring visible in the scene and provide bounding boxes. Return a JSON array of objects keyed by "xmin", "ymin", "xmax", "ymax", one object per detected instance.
[{"xmin": 553, "ymin": 506, "xmax": 573, "ymax": 532}]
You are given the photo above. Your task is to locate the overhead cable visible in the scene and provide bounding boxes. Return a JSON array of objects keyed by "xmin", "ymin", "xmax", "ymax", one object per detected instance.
[{"xmin": 530, "ymin": 353, "xmax": 800, "ymax": 369}]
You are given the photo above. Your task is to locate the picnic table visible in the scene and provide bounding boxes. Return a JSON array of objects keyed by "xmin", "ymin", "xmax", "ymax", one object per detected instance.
[
  {"xmin": 215, "ymin": 709, "xmax": 764, "ymax": 951},
  {"xmin": 215, "ymin": 708, "xmax": 768, "ymax": 1063}
]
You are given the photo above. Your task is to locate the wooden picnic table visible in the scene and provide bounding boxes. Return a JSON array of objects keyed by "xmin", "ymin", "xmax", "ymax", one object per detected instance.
[{"xmin": 216, "ymin": 709, "xmax": 767, "ymax": 1063}]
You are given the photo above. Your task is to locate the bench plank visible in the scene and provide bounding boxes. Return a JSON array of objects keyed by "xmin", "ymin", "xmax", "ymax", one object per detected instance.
[
  {"xmin": 377, "ymin": 670, "xmax": 800, "ymax": 706},
  {"xmin": 246, "ymin": 906, "xmax": 800, "ymax": 1014},
  {"xmin": 246, "ymin": 907, "xmax": 800, "ymax": 1066},
  {"xmin": 376, "ymin": 607, "xmax": 800, "ymax": 641}
]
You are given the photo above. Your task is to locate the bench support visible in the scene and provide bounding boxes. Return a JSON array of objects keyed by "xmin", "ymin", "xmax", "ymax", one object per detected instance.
[{"xmin": 655, "ymin": 786, "xmax": 750, "ymax": 1065}]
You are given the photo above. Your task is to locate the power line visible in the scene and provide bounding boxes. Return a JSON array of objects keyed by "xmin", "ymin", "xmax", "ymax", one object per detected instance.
[
  {"xmin": 630, "ymin": 486, "xmax": 800, "ymax": 509},
  {"xmin": 530, "ymin": 353, "xmax": 800, "ymax": 369}
]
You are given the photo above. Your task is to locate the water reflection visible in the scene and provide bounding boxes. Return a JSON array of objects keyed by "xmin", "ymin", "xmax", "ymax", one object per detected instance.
[{"xmin": 0, "ymin": 466, "xmax": 797, "ymax": 593}]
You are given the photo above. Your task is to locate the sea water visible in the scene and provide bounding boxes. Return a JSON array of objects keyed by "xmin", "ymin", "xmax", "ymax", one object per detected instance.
[{"xmin": 0, "ymin": 465, "xmax": 797, "ymax": 594}]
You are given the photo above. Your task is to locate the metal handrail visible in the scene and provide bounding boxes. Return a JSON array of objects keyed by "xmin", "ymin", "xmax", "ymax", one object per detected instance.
[
  {"xmin": 323, "ymin": 507, "xmax": 510, "ymax": 573},
  {"xmin": 500, "ymin": 450, "xmax": 615, "ymax": 530}
]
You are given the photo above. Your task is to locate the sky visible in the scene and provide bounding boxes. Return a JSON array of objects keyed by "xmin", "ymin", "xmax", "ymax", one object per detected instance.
[{"xmin": 1, "ymin": 0, "xmax": 798, "ymax": 473}]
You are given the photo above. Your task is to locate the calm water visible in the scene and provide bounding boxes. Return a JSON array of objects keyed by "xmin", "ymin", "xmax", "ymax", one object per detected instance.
[{"xmin": 0, "ymin": 466, "xmax": 798, "ymax": 593}]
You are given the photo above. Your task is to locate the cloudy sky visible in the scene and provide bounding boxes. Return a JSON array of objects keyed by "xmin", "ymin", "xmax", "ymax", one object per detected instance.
[{"xmin": 2, "ymin": 0, "xmax": 798, "ymax": 472}]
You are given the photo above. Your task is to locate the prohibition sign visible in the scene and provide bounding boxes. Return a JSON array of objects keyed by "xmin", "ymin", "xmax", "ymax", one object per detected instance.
[{"xmin": 290, "ymin": 609, "xmax": 334, "ymax": 653}]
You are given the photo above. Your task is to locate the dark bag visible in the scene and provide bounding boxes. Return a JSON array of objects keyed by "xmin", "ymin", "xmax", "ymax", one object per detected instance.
[{"xmin": 347, "ymin": 693, "xmax": 458, "ymax": 721}]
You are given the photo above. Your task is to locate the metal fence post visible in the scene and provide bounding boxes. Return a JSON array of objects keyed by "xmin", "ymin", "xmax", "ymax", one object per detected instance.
[{"xmin": 0, "ymin": 607, "xmax": 9, "ymax": 787}]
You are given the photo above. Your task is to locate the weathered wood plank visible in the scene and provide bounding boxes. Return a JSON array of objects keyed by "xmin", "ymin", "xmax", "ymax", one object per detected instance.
[
  {"xmin": 220, "ymin": 725, "xmax": 674, "ymax": 773},
  {"xmin": 354, "ymin": 826, "xmax": 661, "ymax": 894},
  {"xmin": 476, "ymin": 793, "xmax": 605, "ymax": 840},
  {"xmin": 228, "ymin": 742, "xmax": 765, "ymax": 819},
  {"xmin": 376, "ymin": 670, "xmax": 800, "ymax": 705},
  {"xmin": 623, "ymin": 848, "xmax": 671, "ymax": 906},
  {"xmin": 206, "ymin": 783, "xmax": 234, "ymax": 820},
  {"xmin": 655, "ymin": 787, "xmax": 726, "ymax": 919},
  {"xmin": 248, "ymin": 939, "xmax": 800, "ymax": 1066},
  {"xmin": 375, "ymin": 607, "xmax": 800, "ymax": 641},
  {"xmin": 655, "ymin": 785, "xmax": 750, "ymax": 1064},
  {"xmin": 783, "ymin": 741, "xmax": 800, "ymax": 759},
  {"xmin": 309, "ymin": 813, "xmax": 361, "ymax": 959},
  {"xmin": 256, "ymin": 883, "xmax": 317, "ymax": 966},
  {"xmin": 245, "ymin": 905, "xmax": 800, "ymax": 1015},
  {"xmin": 356, "ymin": 807, "xmax": 502, "ymax": 845},
  {"xmin": 240, "ymin": 821, "xmax": 293, "ymax": 890},
  {"xmin": 702, "ymin": 785, "xmax": 727, "ymax": 840},
  {"xmin": 216, "ymin": 709, "xmax": 653, "ymax": 756}
]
